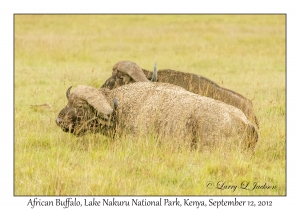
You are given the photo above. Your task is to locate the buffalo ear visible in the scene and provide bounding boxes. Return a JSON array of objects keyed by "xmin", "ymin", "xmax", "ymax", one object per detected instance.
[
  {"xmin": 113, "ymin": 61, "xmax": 149, "ymax": 82},
  {"xmin": 71, "ymin": 85, "xmax": 113, "ymax": 119}
]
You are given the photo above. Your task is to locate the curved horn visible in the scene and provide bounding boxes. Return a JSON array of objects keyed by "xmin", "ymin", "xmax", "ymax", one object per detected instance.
[
  {"xmin": 71, "ymin": 85, "xmax": 113, "ymax": 118},
  {"xmin": 113, "ymin": 61, "xmax": 149, "ymax": 82},
  {"xmin": 151, "ymin": 62, "xmax": 157, "ymax": 82},
  {"xmin": 66, "ymin": 86, "xmax": 72, "ymax": 100},
  {"xmin": 113, "ymin": 98, "xmax": 118, "ymax": 110}
]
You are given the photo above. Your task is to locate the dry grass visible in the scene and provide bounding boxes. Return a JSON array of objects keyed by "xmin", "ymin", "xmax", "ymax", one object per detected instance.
[{"xmin": 14, "ymin": 14, "xmax": 285, "ymax": 195}]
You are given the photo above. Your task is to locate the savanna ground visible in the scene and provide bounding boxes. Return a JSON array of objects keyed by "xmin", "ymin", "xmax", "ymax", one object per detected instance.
[{"xmin": 14, "ymin": 15, "xmax": 285, "ymax": 195}]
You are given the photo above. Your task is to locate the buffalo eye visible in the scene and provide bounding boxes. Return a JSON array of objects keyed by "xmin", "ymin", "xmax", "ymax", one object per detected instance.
[{"xmin": 58, "ymin": 112, "xmax": 65, "ymax": 118}]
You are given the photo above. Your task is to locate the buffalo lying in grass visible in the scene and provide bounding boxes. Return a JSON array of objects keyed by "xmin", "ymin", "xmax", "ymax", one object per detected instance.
[
  {"xmin": 101, "ymin": 61, "xmax": 259, "ymax": 128},
  {"xmin": 56, "ymin": 83, "xmax": 259, "ymax": 149}
]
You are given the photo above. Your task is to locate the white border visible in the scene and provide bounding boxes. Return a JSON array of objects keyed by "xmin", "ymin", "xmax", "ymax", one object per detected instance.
[{"xmin": 2, "ymin": 0, "xmax": 298, "ymax": 209}]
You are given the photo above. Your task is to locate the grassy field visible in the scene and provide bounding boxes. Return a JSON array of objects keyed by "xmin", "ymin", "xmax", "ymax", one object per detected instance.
[{"xmin": 14, "ymin": 14, "xmax": 285, "ymax": 195}]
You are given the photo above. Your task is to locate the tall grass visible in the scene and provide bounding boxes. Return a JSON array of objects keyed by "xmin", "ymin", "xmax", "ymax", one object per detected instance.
[{"xmin": 14, "ymin": 14, "xmax": 285, "ymax": 195}]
